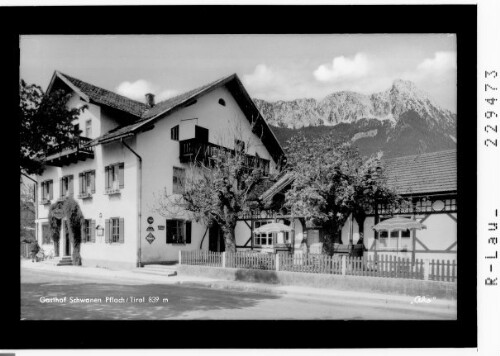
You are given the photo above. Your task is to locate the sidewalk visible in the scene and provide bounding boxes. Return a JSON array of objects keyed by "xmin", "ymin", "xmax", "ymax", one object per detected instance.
[{"xmin": 21, "ymin": 259, "xmax": 457, "ymax": 315}]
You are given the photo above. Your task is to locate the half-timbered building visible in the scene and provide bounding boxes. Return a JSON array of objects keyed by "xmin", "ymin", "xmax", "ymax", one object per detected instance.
[{"xmin": 342, "ymin": 149, "xmax": 457, "ymax": 262}]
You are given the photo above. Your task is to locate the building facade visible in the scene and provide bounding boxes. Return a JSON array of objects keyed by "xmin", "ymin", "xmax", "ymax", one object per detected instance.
[
  {"xmin": 35, "ymin": 71, "xmax": 284, "ymax": 268},
  {"xmin": 340, "ymin": 149, "xmax": 457, "ymax": 262}
]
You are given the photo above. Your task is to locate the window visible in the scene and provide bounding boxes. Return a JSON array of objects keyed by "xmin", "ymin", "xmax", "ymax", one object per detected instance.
[
  {"xmin": 377, "ymin": 218, "xmax": 412, "ymax": 250},
  {"xmin": 173, "ymin": 167, "xmax": 185, "ymax": 194},
  {"xmin": 79, "ymin": 170, "xmax": 95, "ymax": 197},
  {"xmin": 171, "ymin": 125, "xmax": 179, "ymax": 141},
  {"xmin": 105, "ymin": 218, "xmax": 124, "ymax": 243},
  {"xmin": 254, "ymin": 220, "xmax": 274, "ymax": 246},
  {"xmin": 73, "ymin": 123, "xmax": 80, "ymax": 136},
  {"xmin": 40, "ymin": 180, "xmax": 53, "ymax": 202},
  {"xmin": 166, "ymin": 220, "xmax": 191, "ymax": 244},
  {"xmin": 42, "ymin": 223, "xmax": 51, "ymax": 244},
  {"xmin": 82, "ymin": 219, "xmax": 95, "ymax": 243},
  {"xmin": 105, "ymin": 163, "xmax": 124, "ymax": 191},
  {"xmin": 235, "ymin": 139, "xmax": 245, "ymax": 153},
  {"xmin": 218, "ymin": 98, "xmax": 226, "ymax": 106},
  {"xmin": 85, "ymin": 119, "xmax": 92, "ymax": 138},
  {"xmin": 60, "ymin": 175, "xmax": 74, "ymax": 198}
]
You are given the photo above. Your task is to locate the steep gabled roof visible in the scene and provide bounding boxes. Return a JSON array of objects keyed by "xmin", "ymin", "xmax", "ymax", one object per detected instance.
[
  {"xmin": 48, "ymin": 71, "xmax": 149, "ymax": 117},
  {"xmin": 382, "ymin": 149, "xmax": 457, "ymax": 195},
  {"xmin": 48, "ymin": 71, "xmax": 285, "ymax": 162},
  {"xmin": 93, "ymin": 74, "xmax": 237, "ymax": 144}
]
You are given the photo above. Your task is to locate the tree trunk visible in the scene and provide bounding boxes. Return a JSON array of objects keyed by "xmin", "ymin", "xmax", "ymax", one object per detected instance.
[
  {"xmin": 222, "ymin": 225, "xmax": 236, "ymax": 253},
  {"xmin": 354, "ymin": 213, "xmax": 366, "ymax": 245},
  {"xmin": 53, "ymin": 240, "xmax": 60, "ymax": 257},
  {"xmin": 72, "ymin": 241, "xmax": 82, "ymax": 266}
]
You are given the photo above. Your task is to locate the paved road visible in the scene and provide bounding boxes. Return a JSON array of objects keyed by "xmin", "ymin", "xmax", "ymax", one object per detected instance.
[{"xmin": 21, "ymin": 268, "xmax": 454, "ymax": 320}]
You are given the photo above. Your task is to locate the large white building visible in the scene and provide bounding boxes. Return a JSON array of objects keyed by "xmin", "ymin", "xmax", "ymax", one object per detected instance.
[{"xmin": 35, "ymin": 71, "xmax": 285, "ymax": 269}]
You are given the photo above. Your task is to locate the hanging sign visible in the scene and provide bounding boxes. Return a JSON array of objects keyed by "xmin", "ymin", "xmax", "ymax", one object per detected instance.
[
  {"xmin": 146, "ymin": 233, "xmax": 155, "ymax": 244},
  {"xmin": 52, "ymin": 208, "xmax": 65, "ymax": 219},
  {"xmin": 146, "ymin": 226, "xmax": 155, "ymax": 232},
  {"xmin": 147, "ymin": 216, "xmax": 154, "ymax": 224}
]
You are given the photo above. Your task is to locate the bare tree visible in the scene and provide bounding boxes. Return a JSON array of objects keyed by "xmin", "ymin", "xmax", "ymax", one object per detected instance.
[{"xmin": 153, "ymin": 120, "xmax": 273, "ymax": 252}]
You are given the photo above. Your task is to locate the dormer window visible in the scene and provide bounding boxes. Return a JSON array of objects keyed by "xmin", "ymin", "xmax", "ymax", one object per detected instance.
[{"xmin": 218, "ymin": 98, "xmax": 226, "ymax": 106}]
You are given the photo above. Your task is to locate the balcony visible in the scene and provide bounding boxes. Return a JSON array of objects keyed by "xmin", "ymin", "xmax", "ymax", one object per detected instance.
[
  {"xmin": 43, "ymin": 137, "xmax": 94, "ymax": 167},
  {"xmin": 179, "ymin": 138, "xmax": 270, "ymax": 175}
]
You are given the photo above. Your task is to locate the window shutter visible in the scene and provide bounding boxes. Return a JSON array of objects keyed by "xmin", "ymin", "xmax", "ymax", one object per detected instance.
[
  {"xmin": 185, "ymin": 221, "xmax": 191, "ymax": 244},
  {"xmin": 105, "ymin": 219, "xmax": 110, "ymax": 243},
  {"xmin": 80, "ymin": 221, "xmax": 86, "ymax": 244},
  {"xmin": 49, "ymin": 181, "xmax": 53, "ymax": 200},
  {"xmin": 91, "ymin": 220, "xmax": 96, "ymax": 242},
  {"xmin": 79, "ymin": 173, "xmax": 83, "ymax": 194},
  {"xmin": 105, "ymin": 166, "xmax": 109, "ymax": 190},
  {"xmin": 166, "ymin": 220, "xmax": 174, "ymax": 243},
  {"xmin": 91, "ymin": 171, "xmax": 96, "ymax": 193},
  {"xmin": 119, "ymin": 218, "xmax": 125, "ymax": 243},
  {"xmin": 69, "ymin": 175, "xmax": 74, "ymax": 196},
  {"xmin": 119, "ymin": 164, "xmax": 124, "ymax": 189}
]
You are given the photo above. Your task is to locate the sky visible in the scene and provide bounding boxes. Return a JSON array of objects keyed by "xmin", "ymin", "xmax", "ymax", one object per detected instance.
[{"xmin": 20, "ymin": 34, "xmax": 457, "ymax": 111}]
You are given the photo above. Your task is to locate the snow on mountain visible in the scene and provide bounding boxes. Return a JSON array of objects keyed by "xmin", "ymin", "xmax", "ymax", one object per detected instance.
[
  {"xmin": 256, "ymin": 79, "xmax": 457, "ymax": 158},
  {"xmin": 254, "ymin": 79, "xmax": 456, "ymax": 134}
]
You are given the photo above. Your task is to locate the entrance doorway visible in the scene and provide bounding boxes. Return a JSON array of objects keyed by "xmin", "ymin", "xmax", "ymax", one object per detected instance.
[
  {"xmin": 209, "ymin": 223, "xmax": 225, "ymax": 252},
  {"xmin": 64, "ymin": 220, "xmax": 71, "ymax": 256}
]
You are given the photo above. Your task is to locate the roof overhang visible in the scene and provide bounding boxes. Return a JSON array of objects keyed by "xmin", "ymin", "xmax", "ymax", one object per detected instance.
[{"xmin": 90, "ymin": 74, "xmax": 286, "ymax": 163}]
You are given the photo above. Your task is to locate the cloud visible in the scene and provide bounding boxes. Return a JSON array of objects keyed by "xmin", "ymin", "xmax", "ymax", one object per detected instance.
[
  {"xmin": 313, "ymin": 53, "xmax": 370, "ymax": 82},
  {"xmin": 399, "ymin": 51, "xmax": 456, "ymax": 110},
  {"xmin": 116, "ymin": 79, "xmax": 178, "ymax": 103},
  {"xmin": 242, "ymin": 64, "xmax": 277, "ymax": 90},
  {"xmin": 241, "ymin": 50, "xmax": 456, "ymax": 111},
  {"xmin": 417, "ymin": 51, "xmax": 456, "ymax": 73}
]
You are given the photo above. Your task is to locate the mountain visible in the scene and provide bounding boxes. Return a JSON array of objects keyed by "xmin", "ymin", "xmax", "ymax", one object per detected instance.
[{"xmin": 254, "ymin": 79, "xmax": 456, "ymax": 158}]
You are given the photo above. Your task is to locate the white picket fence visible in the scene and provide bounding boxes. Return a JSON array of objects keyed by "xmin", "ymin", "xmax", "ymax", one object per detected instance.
[{"xmin": 179, "ymin": 251, "xmax": 457, "ymax": 282}]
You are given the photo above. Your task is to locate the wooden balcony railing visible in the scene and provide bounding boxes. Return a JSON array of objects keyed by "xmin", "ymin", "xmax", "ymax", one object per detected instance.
[
  {"xmin": 44, "ymin": 136, "xmax": 94, "ymax": 167},
  {"xmin": 179, "ymin": 138, "xmax": 270, "ymax": 175}
]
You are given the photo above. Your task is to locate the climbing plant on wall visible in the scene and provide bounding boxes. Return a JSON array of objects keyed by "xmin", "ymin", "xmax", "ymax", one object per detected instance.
[
  {"xmin": 48, "ymin": 201, "xmax": 63, "ymax": 258},
  {"xmin": 48, "ymin": 197, "xmax": 85, "ymax": 265}
]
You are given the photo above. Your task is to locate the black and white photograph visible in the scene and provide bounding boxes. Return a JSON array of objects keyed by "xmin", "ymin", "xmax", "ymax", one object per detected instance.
[
  {"xmin": 4, "ymin": 2, "xmax": 486, "ymax": 352},
  {"xmin": 19, "ymin": 33, "xmax": 459, "ymax": 321}
]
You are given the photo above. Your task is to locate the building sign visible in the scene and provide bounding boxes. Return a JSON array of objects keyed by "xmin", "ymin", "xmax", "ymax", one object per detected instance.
[
  {"xmin": 158, "ymin": 225, "xmax": 165, "ymax": 230},
  {"xmin": 147, "ymin": 216, "xmax": 154, "ymax": 224},
  {"xmin": 146, "ymin": 233, "xmax": 155, "ymax": 244},
  {"xmin": 146, "ymin": 226, "xmax": 155, "ymax": 232},
  {"xmin": 52, "ymin": 208, "xmax": 65, "ymax": 219}
]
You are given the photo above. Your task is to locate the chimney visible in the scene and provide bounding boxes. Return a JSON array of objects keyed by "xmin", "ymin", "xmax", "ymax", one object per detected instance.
[{"xmin": 145, "ymin": 93, "xmax": 155, "ymax": 107}]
